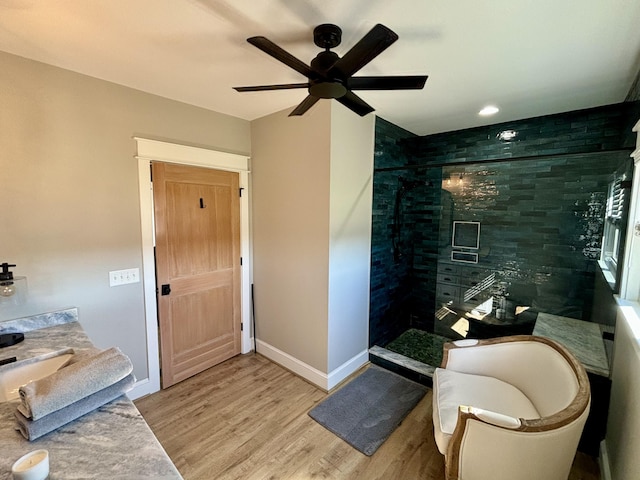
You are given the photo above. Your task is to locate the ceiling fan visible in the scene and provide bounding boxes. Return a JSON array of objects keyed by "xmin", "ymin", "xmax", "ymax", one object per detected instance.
[{"xmin": 233, "ymin": 23, "xmax": 428, "ymax": 117}]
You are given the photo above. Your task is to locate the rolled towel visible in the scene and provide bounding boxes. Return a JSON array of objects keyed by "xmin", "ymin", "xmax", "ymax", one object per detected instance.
[
  {"xmin": 57, "ymin": 347, "xmax": 101, "ymax": 369},
  {"xmin": 18, "ymin": 347, "xmax": 133, "ymax": 420},
  {"xmin": 15, "ymin": 373, "xmax": 135, "ymax": 441}
]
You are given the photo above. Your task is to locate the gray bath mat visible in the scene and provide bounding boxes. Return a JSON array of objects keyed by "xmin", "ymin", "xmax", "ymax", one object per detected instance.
[{"xmin": 308, "ymin": 365, "xmax": 428, "ymax": 456}]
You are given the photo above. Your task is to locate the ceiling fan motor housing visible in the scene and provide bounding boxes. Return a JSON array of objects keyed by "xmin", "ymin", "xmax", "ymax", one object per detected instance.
[
  {"xmin": 309, "ymin": 49, "xmax": 347, "ymax": 98},
  {"xmin": 309, "ymin": 80, "xmax": 347, "ymax": 99}
]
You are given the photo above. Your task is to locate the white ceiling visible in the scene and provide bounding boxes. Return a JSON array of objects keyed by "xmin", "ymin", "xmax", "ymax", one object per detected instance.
[{"xmin": 1, "ymin": 0, "xmax": 639, "ymax": 135}]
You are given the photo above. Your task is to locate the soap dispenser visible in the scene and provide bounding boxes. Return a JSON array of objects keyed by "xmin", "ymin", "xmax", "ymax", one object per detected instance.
[
  {"xmin": 0, "ymin": 262, "xmax": 27, "ymax": 302},
  {"xmin": 0, "ymin": 262, "xmax": 26, "ymax": 348},
  {"xmin": 1, "ymin": 263, "xmax": 18, "ymax": 297}
]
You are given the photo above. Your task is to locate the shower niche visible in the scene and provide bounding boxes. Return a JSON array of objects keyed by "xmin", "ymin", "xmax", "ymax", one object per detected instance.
[{"xmin": 450, "ymin": 220, "xmax": 480, "ymax": 263}]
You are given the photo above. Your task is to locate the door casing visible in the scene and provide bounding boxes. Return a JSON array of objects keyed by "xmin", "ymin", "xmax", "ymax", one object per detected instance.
[{"xmin": 134, "ymin": 137, "xmax": 251, "ymax": 399}]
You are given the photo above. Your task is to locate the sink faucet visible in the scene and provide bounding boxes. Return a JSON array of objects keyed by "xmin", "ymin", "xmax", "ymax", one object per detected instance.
[{"xmin": 0, "ymin": 332, "xmax": 25, "ymax": 348}]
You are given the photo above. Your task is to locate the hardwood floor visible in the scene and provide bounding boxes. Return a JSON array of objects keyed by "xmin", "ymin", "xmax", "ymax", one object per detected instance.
[{"xmin": 135, "ymin": 353, "xmax": 601, "ymax": 480}]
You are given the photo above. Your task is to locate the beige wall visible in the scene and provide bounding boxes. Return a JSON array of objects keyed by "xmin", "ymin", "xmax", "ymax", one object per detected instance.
[
  {"xmin": 251, "ymin": 102, "xmax": 332, "ymax": 372},
  {"xmin": 0, "ymin": 51, "xmax": 250, "ymax": 382},
  {"xmin": 327, "ymin": 103, "xmax": 374, "ymax": 372},
  {"xmin": 251, "ymin": 101, "xmax": 374, "ymax": 384},
  {"xmin": 603, "ymin": 303, "xmax": 640, "ymax": 480}
]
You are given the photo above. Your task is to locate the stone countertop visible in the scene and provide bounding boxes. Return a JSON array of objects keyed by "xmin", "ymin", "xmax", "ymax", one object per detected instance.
[
  {"xmin": 0, "ymin": 321, "xmax": 93, "ymax": 362},
  {"xmin": 0, "ymin": 315, "xmax": 182, "ymax": 479},
  {"xmin": 533, "ymin": 312, "xmax": 610, "ymax": 377}
]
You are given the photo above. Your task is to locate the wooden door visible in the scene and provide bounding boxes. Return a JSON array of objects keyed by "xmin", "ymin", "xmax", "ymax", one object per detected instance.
[{"xmin": 153, "ymin": 162, "xmax": 241, "ymax": 388}]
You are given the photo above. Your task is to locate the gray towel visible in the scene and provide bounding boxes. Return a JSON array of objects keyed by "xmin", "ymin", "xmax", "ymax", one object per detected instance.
[
  {"xmin": 18, "ymin": 347, "xmax": 133, "ymax": 420},
  {"xmin": 15, "ymin": 374, "xmax": 135, "ymax": 441},
  {"xmin": 57, "ymin": 347, "xmax": 101, "ymax": 369}
]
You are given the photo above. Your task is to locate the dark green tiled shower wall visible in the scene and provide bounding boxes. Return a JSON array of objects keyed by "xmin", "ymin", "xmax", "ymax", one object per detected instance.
[
  {"xmin": 370, "ymin": 102, "xmax": 640, "ymax": 347},
  {"xmin": 432, "ymin": 155, "xmax": 623, "ymax": 319},
  {"xmin": 369, "ymin": 118, "xmax": 417, "ymax": 347}
]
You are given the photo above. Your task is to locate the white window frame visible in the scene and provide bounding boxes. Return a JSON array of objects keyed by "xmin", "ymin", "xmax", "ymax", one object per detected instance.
[
  {"xmin": 601, "ymin": 175, "xmax": 628, "ymax": 285},
  {"xmin": 619, "ymin": 119, "xmax": 640, "ymax": 302}
]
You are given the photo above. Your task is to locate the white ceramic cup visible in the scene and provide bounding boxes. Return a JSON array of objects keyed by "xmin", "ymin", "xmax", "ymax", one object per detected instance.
[{"xmin": 11, "ymin": 449, "xmax": 49, "ymax": 480}]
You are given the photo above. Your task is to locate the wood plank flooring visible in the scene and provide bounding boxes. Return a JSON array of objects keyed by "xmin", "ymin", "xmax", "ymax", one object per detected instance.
[{"xmin": 135, "ymin": 353, "xmax": 601, "ymax": 480}]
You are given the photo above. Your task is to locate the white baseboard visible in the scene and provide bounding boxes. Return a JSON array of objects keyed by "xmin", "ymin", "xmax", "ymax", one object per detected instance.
[
  {"xmin": 255, "ymin": 339, "xmax": 368, "ymax": 391},
  {"xmin": 128, "ymin": 340, "xmax": 369, "ymax": 398},
  {"xmin": 327, "ymin": 349, "xmax": 369, "ymax": 390},
  {"xmin": 256, "ymin": 339, "xmax": 328, "ymax": 388},
  {"xmin": 127, "ymin": 377, "xmax": 159, "ymax": 401},
  {"xmin": 600, "ymin": 440, "xmax": 612, "ymax": 480}
]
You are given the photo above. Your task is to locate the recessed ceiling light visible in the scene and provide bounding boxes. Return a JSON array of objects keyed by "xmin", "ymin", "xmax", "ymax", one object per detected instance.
[
  {"xmin": 479, "ymin": 105, "xmax": 499, "ymax": 116},
  {"xmin": 497, "ymin": 130, "xmax": 517, "ymax": 141}
]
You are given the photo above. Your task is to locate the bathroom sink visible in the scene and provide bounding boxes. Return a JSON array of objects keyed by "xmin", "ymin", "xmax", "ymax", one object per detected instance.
[{"xmin": 0, "ymin": 351, "xmax": 74, "ymax": 402}]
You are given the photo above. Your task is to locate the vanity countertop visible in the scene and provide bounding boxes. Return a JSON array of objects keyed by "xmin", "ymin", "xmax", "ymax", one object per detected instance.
[{"xmin": 0, "ymin": 313, "xmax": 182, "ymax": 479}]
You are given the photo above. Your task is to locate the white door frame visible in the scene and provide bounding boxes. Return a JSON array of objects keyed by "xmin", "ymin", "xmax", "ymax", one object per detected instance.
[{"xmin": 134, "ymin": 137, "xmax": 251, "ymax": 397}]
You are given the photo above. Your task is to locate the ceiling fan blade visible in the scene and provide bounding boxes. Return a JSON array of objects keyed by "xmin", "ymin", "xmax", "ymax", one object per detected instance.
[
  {"xmin": 234, "ymin": 83, "xmax": 310, "ymax": 92},
  {"xmin": 329, "ymin": 24, "xmax": 398, "ymax": 77},
  {"xmin": 247, "ymin": 36, "xmax": 314, "ymax": 79},
  {"xmin": 336, "ymin": 91, "xmax": 375, "ymax": 116},
  {"xmin": 289, "ymin": 95, "xmax": 320, "ymax": 116},
  {"xmin": 347, "ymin": 75, "xmax": 428, "ymax": 90}
]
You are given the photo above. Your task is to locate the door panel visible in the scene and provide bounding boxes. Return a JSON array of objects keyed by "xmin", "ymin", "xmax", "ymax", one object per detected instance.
[{"xmin": 153, "ymin": 162, "xmax": 241, "ymax": 388}]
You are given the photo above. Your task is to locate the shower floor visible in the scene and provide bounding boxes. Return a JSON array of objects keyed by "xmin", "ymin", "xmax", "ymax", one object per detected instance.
[
  {"xmin": 386, "ymin": 329, "xmax": 449, "ymax": 366},
  {"xmin": 369, "ymin": 329, "xmax": 452, "ymax": 386}
]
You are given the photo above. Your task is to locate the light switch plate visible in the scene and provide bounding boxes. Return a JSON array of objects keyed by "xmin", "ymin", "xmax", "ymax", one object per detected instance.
[{"xmin": 109, "ymin": 268, "xmax": 140, "ymax": 287}]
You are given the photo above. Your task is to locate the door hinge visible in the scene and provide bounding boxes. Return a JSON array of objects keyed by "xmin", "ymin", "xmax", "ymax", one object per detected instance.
[
  {"xmin": 240, "ymin": 257, "xmax": 243, "ymax": 266},
  {"xmin": 240, "ymin": 323, "xmax": 244, "ymax": 331},
  {"xmin": 239, "ymin": 187, "xmax": 244, "ymax": 197}
]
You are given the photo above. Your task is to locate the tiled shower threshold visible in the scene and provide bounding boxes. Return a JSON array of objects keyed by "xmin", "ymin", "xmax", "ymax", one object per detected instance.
[{"xmin": 369, "ymin": 345, "xmax": 437, "ymax": 387}]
